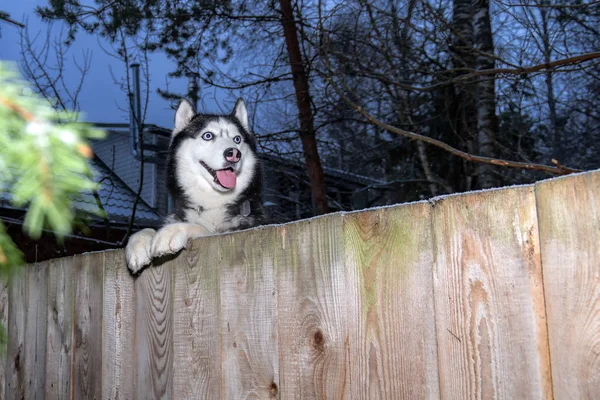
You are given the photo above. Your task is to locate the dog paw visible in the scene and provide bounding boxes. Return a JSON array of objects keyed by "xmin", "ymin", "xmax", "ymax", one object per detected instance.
[
  {"xmin": 150, "ymin": 223, "xmax": 211, "ymax": 258},
  {"xmin": 125, "ymin": 228, "xmax": 156, "ymax": 275}
]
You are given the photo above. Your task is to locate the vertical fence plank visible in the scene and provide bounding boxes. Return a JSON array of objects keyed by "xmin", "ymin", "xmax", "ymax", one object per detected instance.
[
  {"xmin": 102, "ymin": 250, "xmax": 136, "ymax": 400},
  {"xmin": 276, "ymin": 216, "xmax": 349, "ymax": 399},
  {"xmin": 3, "ymin": 170, "xmax": 598, "ymax": 400},
  {"xmin": 73, "ymin": 253, "xmax": 104, "ymax": 400},
  {"xmin": 432, "ymin": 186, "xmax": 553, "ymax": 399},
  {"xmin": 172, "ymin": 237, "xmax": 221, "ymax": 399},
  {"xmin": 45, "ymin": 257, "xmax": 74, "ymax": 400},
  {"xmin": 344, "ymin": 204, "xmax": 440, "ymax": 399},
  {"xmin": 536, "ymin": 171, "xmax": 600, "ymax": 399},
  {"xmin": 0, "ymin": 276, "xmax": 8, "ymax": 397},
  {"xmin": 219, "ymin": 227, "xmax": 279, "ymax": 399},
  {"xmin": 134, "ymin": 263, "xmax": 173, "ymax": 400},
  {"xmin": 5, "ymin": 267, "xmax": 26, "ymax": 400},
  {"xmin": 24, "ymin": 262, "xmax": 48, "ymax": 400}
]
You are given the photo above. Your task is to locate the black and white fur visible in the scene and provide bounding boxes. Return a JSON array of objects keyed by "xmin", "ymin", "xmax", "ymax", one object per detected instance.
[{"xmin": 126, "ymin": 98, "xmax": 265, "ymax": 275}]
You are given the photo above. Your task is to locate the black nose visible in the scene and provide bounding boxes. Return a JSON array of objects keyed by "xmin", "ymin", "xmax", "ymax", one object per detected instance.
[{"xmin": 224, "ymin": 148, "xmax": 241, "ymax": 163}]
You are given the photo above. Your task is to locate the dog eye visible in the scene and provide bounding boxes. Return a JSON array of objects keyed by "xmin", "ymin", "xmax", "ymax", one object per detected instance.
[
  {"xmin": 233, "ymin": 135, "xmax": 242, "ymax": 144},
  {"xmin": 201, "ymin": 132, "xmax": 214, "ymax": 141}
]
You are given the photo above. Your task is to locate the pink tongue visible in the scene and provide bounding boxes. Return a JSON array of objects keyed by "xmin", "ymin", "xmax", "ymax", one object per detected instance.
[{"xmin": 216, "ymin": 169, "xmax": 237, "ymax": 188}]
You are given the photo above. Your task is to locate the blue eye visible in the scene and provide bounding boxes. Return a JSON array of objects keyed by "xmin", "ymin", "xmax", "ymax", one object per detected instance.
[
  {"xmin": 233, "ymin": 135, "xmax": 242, "ymax": 144},
  {"xmin": 202, "ymin": 132, "xmax": 213, "ymax": 141}
]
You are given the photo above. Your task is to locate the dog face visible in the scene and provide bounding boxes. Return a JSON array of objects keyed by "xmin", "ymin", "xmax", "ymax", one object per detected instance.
[{"xmin": 168, "ymin": 99, "xmax": 258, "ymax": 202}]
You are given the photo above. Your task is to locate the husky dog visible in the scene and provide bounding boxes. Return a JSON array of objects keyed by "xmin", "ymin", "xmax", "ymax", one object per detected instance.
[{"xmin": 126, "ymin": 98, "xmax": 265, "ymax": 275}]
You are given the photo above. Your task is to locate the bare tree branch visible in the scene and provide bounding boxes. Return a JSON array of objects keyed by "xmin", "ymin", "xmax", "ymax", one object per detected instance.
[
  {"xmin": 496, "ymin": 1, "xmax": 600, "ymax": 9},
  {"xmin": 328, "ymin": 80, "xmax": 581, "ymax": 176},
  {"xmin": 18, "ymin": 22, "xmax": 113, "ymax": 235},
  {"xmin": 325, "ymin": 49, "xmax": 600, "ymax": 93}
]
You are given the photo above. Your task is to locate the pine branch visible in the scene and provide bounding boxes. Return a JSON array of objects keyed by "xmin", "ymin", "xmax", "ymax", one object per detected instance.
[{"xmin": 0, "ymin": 11, "xmax": 25, "ymax": 28}]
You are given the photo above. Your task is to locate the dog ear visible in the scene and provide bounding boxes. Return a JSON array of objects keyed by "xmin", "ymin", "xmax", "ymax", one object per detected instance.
[
  {"xmin": 232, "ymin": 98, "xmax": 250, "ymax": 132},
  {"xmin": 174, "ymin": 99, "xmax": 196, "ymax": 135}
]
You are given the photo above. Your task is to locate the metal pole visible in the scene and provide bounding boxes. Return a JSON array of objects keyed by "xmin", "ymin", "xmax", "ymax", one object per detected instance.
[{"xmin": 130, "ymin": 63, "xmax": 141, "ymax": 154}]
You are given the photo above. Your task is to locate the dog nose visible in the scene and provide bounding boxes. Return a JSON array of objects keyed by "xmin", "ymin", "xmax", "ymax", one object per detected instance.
[{"xmin": 224, "ymin": 148, "xmax": 241, "ymax": 163}]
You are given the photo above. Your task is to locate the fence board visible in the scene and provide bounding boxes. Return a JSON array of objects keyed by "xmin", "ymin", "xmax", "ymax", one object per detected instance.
[
  {"xmin": 0, "ymin": 278, "xmax": 8, "ymax": 398},
  {"xmin": 220, "ymin": 227, "xmax": 279, "ymax": 399},
  {"xmin": 0, "ymin": 170, "xmax": 598, "ymax": 400},
  {"xmin": 102, "ymin": 250, "xmax": 136, "ymax": 400},
  {"xmin": 24, "ymin": 262, "xmax": 48, "ymax": 400},
  {"xmin": 172, "ymin": 236, "xmax": 221, "ymax": 400},
  {"xmin": 134, "ymin": 263, "xmax": 173, "ymax": 400},
  {"xmin": 536, "ymin": 171, "xmax": 600, "ymax": 399},
  {"xmin": 276, "ymin": 216, "xmax": 350, "ymax": 399},
  {"xmin": 45, "ymin": 257, "xmax": 74, "ymax": 400},
  {"xmin": 344, "ymin": 204, "xmax": 440, "ymax": 399},
  {"xmin": 5, "ymin": 268, "xmax": 26, "ymax": 400},
  {"xmin": 73, "ymin": 253, "xmax": 104, "ymax": 400},
  {"xmin": 432, "ymin": 186, "xmax": 552, "ymax": 399}
]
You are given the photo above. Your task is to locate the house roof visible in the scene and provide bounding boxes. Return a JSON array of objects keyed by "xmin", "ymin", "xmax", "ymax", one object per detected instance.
[
  {"xmin": 0, "ymin": 156, "xmax": 162, "ymax": 228},
  {"xmin": 260, "ymin": 153, "xmax": 387, "ymax": 187},
  {"xmin": 82, "ymin": 156, "xmax": 162, "ymax": 226},
  {"xmin": 92, "ymin": 122, "xmax": 388, "ymax": 189},
  {"xmin": 2, "ymin": 119, "xmax": 387, "ymax": 229}
]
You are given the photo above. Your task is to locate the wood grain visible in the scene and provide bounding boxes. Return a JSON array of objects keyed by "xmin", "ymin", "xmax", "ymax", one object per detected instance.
[
  {"xmin": 73, "ymin": 253, "xmax": 104, "ymax": 400},
  {"xmin": 134, "ymin": 263, "xmax": 173, "ymax": 400},
  {"xmin": 344, "ymin": 204, "xmax": 440, "ymax": 399},
  {"xmin": 24, "ymin": 262, "xmax": 48, "ymax": 400},
  {"xmin": 102, "ymin": 249, "xmax": 136, "ymax": 400},
  {"xmin": 276, "ymin": 215, "xmax": 349, "ymax": 399},
  {"xmin": 5, "ymin": 267, "xmax": 26, "ymax": 400},
  {"xmin": 219, "ymin": 227, "xmax": 279, "ymax": 399},
  {"xmin": 432, "ymin": 186, "xmax": 553, "ymax": 399},
  {"xmin": 2, "ymin": 170, "xmax": 598, "ymax": 399},
  {"xmin": 45, "ymin": 257, "xmax": 74, "ymax": 400},
  {"xmin": 536, "ymin": 170, "xmax": 600, "ymax": 399},
  {"xmin": 172, "ymin": 236, "xmax": 221, "ymax": 399},
  {"xmin": 0, "ymin": 277, "xmax": 8, "ymax": 398}
]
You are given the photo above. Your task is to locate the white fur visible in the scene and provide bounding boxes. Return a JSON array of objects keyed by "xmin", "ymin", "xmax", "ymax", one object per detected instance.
[
  {"xmin": 125, "ymin": 228, "xmax": 156, "ymax": 274},
  {"xmin": 125, "ymin": 99, "xmax": 258, "ymax": 275},
  {"xmin": 174, "ymin": 99, "xmax": 195, "ymax": 135},
  {"xmin": 174, "ymin": 205, "xmax": 248, "ymax": 233},
  {"xmin": 233, "ymin": 98, "xmax": 249, "ymax": 131},
  {"xmin": 175, "ymin": 118, "xmax": 257, "ymax": 208},
  {"xmin": 150, "ymin": 222, "xmax": 211, "ymax": 257}
]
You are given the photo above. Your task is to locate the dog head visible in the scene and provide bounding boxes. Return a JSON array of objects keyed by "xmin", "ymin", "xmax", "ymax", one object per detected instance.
[{"xmin": 167, "ymin": 98, "xmax": 258, "ymax": 205}]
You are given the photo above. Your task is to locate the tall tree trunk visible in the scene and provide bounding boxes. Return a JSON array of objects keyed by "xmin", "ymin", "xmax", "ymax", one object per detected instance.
[
  {"xmin": 451, "ymin": 0, "xmax": 478, "ymax": 191},
  {"xmin": 473, "ymin": 0, "xmax": 499, "ymax": 188},
  {"xmin": 279, "ymin": 0, "xmax": 329, "ymax": 215}
]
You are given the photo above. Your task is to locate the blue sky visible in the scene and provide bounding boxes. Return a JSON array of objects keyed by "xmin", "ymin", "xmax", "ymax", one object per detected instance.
[{"xmin": 1, "ymin": 0, "xmax": 228, "ymax": 128}]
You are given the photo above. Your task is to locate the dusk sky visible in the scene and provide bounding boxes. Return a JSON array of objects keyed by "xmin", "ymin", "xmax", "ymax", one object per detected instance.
[{"xmin": 1, "ymin": 0, "xmax": 229, "ymax": 129}]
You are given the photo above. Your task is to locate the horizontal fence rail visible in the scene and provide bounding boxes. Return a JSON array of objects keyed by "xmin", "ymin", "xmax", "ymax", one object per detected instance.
[{"xmin": 0, "ymin": 170, "xmax": 598, "ymax": 399}]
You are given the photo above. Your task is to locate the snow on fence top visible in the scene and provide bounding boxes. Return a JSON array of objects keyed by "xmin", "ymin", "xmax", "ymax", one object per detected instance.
[{"xmin": 1, "ymin": 169, "xmax": 599, "ymax": 399}]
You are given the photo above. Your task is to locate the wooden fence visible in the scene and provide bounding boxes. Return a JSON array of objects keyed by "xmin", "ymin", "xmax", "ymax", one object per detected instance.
[{"xmin": 0, "ymin": 170, "xmax": 598, "ymax": 400}]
